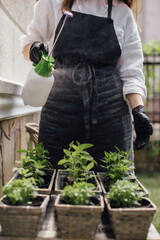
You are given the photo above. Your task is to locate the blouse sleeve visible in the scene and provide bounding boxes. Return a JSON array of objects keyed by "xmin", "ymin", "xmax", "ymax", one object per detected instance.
[
  {"xmin": 19, "ymin": 0, "xmax": 57, "ymax": 52},
  {"xmin": 118, "ymin": 8, "xmax": 147, "ymax": 100}
]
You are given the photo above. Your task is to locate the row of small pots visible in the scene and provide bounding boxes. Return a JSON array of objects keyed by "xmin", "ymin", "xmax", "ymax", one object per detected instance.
[
  {"xmin": 54, "ymin": 171, "xmax": 156, "ymax": 240},
  {"xmin": 0, "ymin": 170, "xmax": 157, "ymax": 240}
]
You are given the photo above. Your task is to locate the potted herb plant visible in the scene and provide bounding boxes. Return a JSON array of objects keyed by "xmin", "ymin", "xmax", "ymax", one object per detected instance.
[
  {"xmin": 105, "ymin": 179, "xmax": 157, "ymax": 240},
  {"xmin": 97, "ymin": 148, "xmax": 149, "ymax": 196},
  {"xmin": 0, "ymin": 178, "xmax": 49, "ymax": 238},
  {"xmin": 12, "ymin": 142, "xmax": 56, "ymax": 194},
  {"xmin": 54, "ymin": 181, "xmax": 104, "ymax": 239},
  {"xmin": 54, "ymin": 141, "xmax": 101, "ymax": 194}
]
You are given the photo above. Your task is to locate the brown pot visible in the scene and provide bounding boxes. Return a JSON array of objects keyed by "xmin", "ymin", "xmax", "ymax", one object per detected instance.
[
  {"xmin": 0, "ymin": 194, "xmax": 49, "ymax": 238},
  {"xmin": 54, "ymin": 194, "xmax": 104, "ymax": 239},
  {"xmin": 105, "ymin": 197, "xmax": 157, "ymax": 240}
]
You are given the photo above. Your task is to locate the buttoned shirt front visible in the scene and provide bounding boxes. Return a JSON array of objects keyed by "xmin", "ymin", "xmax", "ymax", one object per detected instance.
[{"xmin": 20, "ymin": 0, "xmax": 147, "ymax": 100}]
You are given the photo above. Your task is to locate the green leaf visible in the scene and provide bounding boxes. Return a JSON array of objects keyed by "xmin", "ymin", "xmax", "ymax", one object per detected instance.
[
  {"xmin": 24, "ymin": 172, "xmax": 33, "ymax": 178},
  {"xmin": 17, "ymin": 149, "xmax": 28, "ymax": 153},
  {"xmin": 82, "ymin": 143, "xmax": 93, "ymax": 149},
  {"xmin": 37, "ymin": 177, "xmax": 45, "ymax": 186},
  {"xmin": 72, "ymin": 145, "xmax": 78, "ymax": 151},
  {"xmin": 58, "ymin": 159, "xmax": 69, "ymax": 165},
  {"xmin": 86, "ymin": 162, "xmax": 94, "ymax": 171},
  {"xmin": 63, "ymin": 149, "xmax": 71, "ymax": 156}
]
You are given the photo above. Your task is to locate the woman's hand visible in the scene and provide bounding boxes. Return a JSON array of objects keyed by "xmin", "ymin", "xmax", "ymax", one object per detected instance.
[
  {"xmin": 132, "ymin": 105, "xmax": 153, "ymax": 150},
  {"xmin": 126, "ymin": 93, "xmax": 153, "ymax": 150},
  {"xmin": 29, "ymin": 41, "xmax": 48, "ymax": 65}
]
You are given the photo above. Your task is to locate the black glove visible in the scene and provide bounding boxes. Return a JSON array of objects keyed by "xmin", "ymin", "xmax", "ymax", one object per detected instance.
[
  {"xmin": 29, "ymin": 41, "xmax": 48, "ymax": 65},
  {"xmin": 132, "ymin": 105, "xmax": 153, "ymax": 150}
]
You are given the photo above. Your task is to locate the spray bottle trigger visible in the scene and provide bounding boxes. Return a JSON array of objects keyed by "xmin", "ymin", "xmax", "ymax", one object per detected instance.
[{"xmin": 48, "ymin": 63, "xmax": 54, "ymax": 71}]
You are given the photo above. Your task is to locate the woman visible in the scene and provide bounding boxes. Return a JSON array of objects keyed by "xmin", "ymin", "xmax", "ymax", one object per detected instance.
[{"xmin": 20, "ymin": 0, "xmax": 153, "ymax": 170}]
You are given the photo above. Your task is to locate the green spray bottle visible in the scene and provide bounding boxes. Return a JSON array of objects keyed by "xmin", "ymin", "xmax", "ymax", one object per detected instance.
[{"xmin": 22, "ymin": 11, "xmax": 73, "ymax": 107}]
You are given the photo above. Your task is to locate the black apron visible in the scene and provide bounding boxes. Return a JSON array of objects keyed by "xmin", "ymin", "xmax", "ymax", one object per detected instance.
[{"xmin": 39, "ymin": 0, "xmax": 133, "ymax": 171}]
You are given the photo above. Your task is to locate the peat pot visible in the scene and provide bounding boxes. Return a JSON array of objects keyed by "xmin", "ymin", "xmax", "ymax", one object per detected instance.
[
  {"xmin": 55, "ymin": 170, "xmax": 102, "ymax": 195},
  {"xmin": 105, "ymin": 197, "xmax": 157, "ymax": 240},
  {"xmin": 0, "ymin": 194, "xmax": 49, "ymax": 238},
  {"xmin": 54, "ymin": 194, "xmax": 104, "ymax": 239}
]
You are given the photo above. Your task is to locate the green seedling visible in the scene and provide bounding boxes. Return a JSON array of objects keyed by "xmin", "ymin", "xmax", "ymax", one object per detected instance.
[
  {"xmin": 107, "ymin": 179, "xmax": 145, "ymax": 208},
  {"xmin": 101, "ymin": 147, "xmax": 135, "ymax": 184},
  {"xmin": 3, "ymin": 178, "xmax": 37, "ymax": 205},
  {"xmin": 14, "ymin": 142, "xmax": 53, "ymax": 186},
  {"xmin": 61, "ymin": 181, "xmax": 95, "ymax": 205},
  {"xmin": 58, "ymin": 141, "xmax": 97, "ymax": 182}
]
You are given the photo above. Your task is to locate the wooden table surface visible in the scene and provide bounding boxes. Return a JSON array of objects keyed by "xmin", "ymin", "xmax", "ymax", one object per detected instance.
[{"xmin": 0, "ymin": 196, "xmax": 160, "ymax": 240}]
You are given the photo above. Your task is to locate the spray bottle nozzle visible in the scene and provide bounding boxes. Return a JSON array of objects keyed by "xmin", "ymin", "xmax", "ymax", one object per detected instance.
[{"xmin": 64, "ymin": 11, "xmax": 73, "ymax": 23}]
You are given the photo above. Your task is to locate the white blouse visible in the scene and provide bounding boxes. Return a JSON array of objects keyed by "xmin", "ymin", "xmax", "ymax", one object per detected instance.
[{"xmin": 20, "ymin": 0, "xmax": 147, "ymax": 100}]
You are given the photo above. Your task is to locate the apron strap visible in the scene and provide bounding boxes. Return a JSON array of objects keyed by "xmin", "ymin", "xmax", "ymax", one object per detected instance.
[
  {"xmin": 70, "ymin": 0, "xmax": 113, "ymax": 19},
  {"xmin": 72, "ymin": 62, "xmax": 99, "ymax": 139},
  {"xmin": 108, "ymin": 0, "xmax": 113, "ymax": 19}
]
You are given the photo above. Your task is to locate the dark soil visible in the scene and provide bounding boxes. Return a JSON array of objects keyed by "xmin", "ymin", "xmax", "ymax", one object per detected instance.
[
  {"xmin": 2, "ymin": 196, "xmax": 44, "ymax": 207},
  {"xmin": 59, "ymin": 195, "xmax": 101, "ymax": 206},
  {"xmin": 58, "ymin": 176, "xmax": 72, "ymax": 189},
  {"xmin": 135, "ymin": 198, "xmax": 152, "ymax": 208},
  {"xmin": 100, "ymin": 176, "xmax": 112, "ymax": 192},
  {"xmin": 38, "ymin": 169, "xmax": 53, "ymax": 188},
  {"xmin": 28, "ymin": 196, "xmax": 44, "ymax": 206},
  {"xmin": 58, "ymin": 172, "xmax": 98, "ymax": 190},
  {"xmin": 110, "ymin": 198, "xmax": 152, "ymax": 209}
]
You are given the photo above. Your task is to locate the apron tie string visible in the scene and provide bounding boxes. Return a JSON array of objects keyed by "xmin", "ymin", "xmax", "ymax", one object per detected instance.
[{"xmin": 72, "ymin": 62, "xmax": 98, "ymax": 139}]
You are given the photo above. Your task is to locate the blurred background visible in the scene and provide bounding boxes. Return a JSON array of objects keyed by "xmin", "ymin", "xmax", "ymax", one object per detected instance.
[
  {"xmin": 0, "ymin": 0, "xmax": 160, "ymax": 233},
  {"xmin": 135, "ymin": 1, "xmax": 160, "ymax": 233}
]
